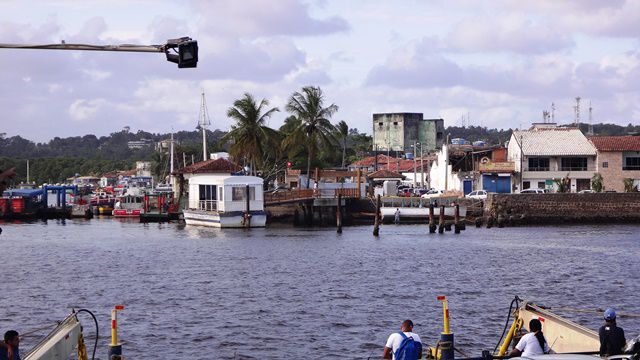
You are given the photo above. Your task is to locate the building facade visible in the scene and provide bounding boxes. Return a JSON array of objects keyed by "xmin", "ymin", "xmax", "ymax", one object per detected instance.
[
  {"xmin": 589, "ymin": 136, "xmax": 640, "ymax": 192},
  {"xmin": 372, "ymin": 113, "xmax": 444, "ymax": 153},
  {"xmin": 508, "ymin": 124, "xmax": 597, "ymax": 193}
]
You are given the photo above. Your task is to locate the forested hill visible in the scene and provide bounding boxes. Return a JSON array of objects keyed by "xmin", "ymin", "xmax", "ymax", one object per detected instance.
[{"xmin": 0, "ymin": 129, "xmax": 227, "ymax": 160}]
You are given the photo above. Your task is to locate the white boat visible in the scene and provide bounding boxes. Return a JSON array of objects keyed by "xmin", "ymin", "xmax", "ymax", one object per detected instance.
[
  {"xmin": 380, "ymin": 205, "xmax": 466, "ymax": 222},
  {"xmin": 183, "ymin": 174, "xmax": 266, "ymax": 228}
]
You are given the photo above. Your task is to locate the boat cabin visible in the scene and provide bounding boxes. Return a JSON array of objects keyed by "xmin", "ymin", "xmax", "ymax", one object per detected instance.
[{"xmin": 187, "ymin": 175, "xmax": 264, "ymax": 213}]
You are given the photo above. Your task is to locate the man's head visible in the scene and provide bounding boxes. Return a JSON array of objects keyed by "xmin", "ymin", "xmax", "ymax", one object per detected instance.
[
  {"xmin": 4, "ymin": 330, "xmax": 19, "ymax": 347},
  {"xmin": 401, "ymin": 319, "xmax": 414, "ymax": 332},
  {"xmin": 604, "ymin": 308, "xmax": 616, "ymax": 322}
]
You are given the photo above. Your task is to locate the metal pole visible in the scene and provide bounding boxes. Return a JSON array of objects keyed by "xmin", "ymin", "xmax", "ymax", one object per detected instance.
[
  {"xmin": 420, "ymin": 145, "xmax": 424, "ymax": 188},
  {"xmin": 520, "ymin": 134, "xmax": 524, "ymax": 192},
  {"xmin": 413, "ymin": 141, "xmax": 418, "ymax": 188},
  {"xmin": 0, "ymin": 42, "xmax": 165, "ymax": 53}
]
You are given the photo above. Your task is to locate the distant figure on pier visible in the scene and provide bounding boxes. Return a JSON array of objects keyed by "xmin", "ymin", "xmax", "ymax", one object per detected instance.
[
  {"xmin": 0, "ymin": 330, "xmax": 21, "ymax": 360},
  {"xmin": 600, "ymin": 308, "xmax": 626, "ymax": 357},
  {"xmin": 383, "ymin": 319, "xmax": 422, "ymax": 360},
  {"xmin": 509, "ymin": 319, "xmax": 550, "ymax": 357},
  {"xmin": 394, "ymin": 208, "xmax": 401, "ymax": 224}
]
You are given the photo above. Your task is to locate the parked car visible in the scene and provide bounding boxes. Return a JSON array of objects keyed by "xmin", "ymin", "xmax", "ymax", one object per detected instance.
[
  {"xmin": 413, "ymin": 188, "xmax": 430, "ymax": 196},
  {"xmin": 421, "ymin": 189, "xmax": 444, "ymax": 198},
  {"xmin": 578, "ymin": 189, "xmax": 595, "ymax": 194},
  {"xmin": 603, "ymin": 189, "xmax": 617, "ymax": 193},
  {"xmin": 520, "ymin": 188, "xmax": 547, "ymax": 194},
  {"xmin": 465, "ymin": 190, "xmax": 488, "ymax": 200}
]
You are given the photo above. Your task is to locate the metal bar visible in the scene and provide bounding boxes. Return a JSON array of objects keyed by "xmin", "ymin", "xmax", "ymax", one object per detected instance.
[{"xmin": 0, "ymin": 43, "xmax": 164, "ymax": 53}]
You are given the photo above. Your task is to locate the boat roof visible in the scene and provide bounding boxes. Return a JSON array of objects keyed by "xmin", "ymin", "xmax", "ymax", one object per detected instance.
[
  {"xmin": 188, "ymin": 174, "xmax": 263, "ymax": 185},
  {"xmin": 3, "ymin": 188, "xmax": 44, "ymax": 197}
]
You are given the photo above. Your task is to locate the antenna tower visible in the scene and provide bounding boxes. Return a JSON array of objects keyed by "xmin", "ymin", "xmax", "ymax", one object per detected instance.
[
  {"xmin": 588, "ymin": 101, "xmax": 594, "ymax": 135},
  {"xmin": 551, "ymin": 102, "xmax": 556, "ymax": 123},
  {"xmin": 574, "ymin": 97, "xmax": 581, "ymax": 126}
]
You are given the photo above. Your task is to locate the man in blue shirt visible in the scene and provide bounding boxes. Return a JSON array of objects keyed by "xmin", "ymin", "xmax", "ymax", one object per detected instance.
[
  {"xmin": 0, "ymin": 330, "xmax": 21, "ymax": 360},
  {"xmin": 599, "ymin": 308, "xmax": 626, "ymax": 357}
]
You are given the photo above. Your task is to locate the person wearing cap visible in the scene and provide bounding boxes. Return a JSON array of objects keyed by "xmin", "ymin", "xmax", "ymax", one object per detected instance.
[{"xmin": 599, "ymin": 308, "xmax": 626, "ymax": 357}]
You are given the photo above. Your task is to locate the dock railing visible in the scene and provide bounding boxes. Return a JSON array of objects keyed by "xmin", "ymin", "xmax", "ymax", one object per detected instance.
[{"xmin": 264, "ymin": 188, "xmax": 361, "ymax": 205}]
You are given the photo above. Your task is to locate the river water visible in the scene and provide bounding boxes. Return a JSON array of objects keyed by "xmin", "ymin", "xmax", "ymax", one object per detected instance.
[{"xmin": 0, "ymin": 219, "xmax": 639, "ymax": 359}]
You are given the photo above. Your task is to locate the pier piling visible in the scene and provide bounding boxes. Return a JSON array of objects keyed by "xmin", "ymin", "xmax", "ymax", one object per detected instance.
[
  {"xmin": 454, "ymin": 204, "xmax": 460, "ymax": 234},
  {"xmin": 373, "ymin": 194, "xmax": 381, "ymax": 236},
  {"xmin": 336, "ymin": 194, "xmax": 342, "ymax": 233},
  {"xmin": 428, "ymin": 204, "xmax": 436, "ymax": 233},
  {"xmin": 438, "ymin": 205, "xmax": 445, "ymax": 234}
]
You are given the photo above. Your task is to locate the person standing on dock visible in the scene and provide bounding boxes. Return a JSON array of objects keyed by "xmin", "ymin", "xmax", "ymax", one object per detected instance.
[
  {"xmin": 509, "ymin": 319, "xmax": 550, "ymax": 357},
  {"xmin": 394, "ymin": 208, "xmax": 401, "ymax": 224},
  {"xmin": 0, "ymin": 330, "xmax": 21, "ymax": 360},
  {"xmin": 383, "ymin": 319, "xmax": 422, "ymax": 360},
  {"xmin": 599, "ymin": 308, "xmax": 626, "ymax": 357}
]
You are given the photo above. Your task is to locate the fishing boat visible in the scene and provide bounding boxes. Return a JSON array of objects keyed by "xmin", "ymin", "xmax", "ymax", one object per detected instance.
[
  {"xmin": 182, "ymin": 174, "xmax": 266, "ymax": 228},
  {"xmin": 112, "ymin": 188, "xmax": 145, "ymax": 217}
]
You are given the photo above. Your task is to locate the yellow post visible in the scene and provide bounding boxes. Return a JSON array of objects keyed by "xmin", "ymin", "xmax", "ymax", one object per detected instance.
[
  {"xmin": 438, "ymin": 295, "xmax": 450, "ymax": 334},
  {"xmin": 109, "ymin": 305, "xmax": 125, "ymax": 359},
  {"xmin": 497, "ymin": 317, "xmax": 522, "ymax": 356}
]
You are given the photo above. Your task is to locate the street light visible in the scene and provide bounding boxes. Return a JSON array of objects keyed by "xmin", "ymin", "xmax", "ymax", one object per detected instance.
[{"xmin": 0, "ymin": 36, "xmax": 198, "ymax": 68}]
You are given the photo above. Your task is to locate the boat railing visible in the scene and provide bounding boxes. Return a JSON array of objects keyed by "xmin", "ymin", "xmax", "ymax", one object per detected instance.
[{"xmin": 198, "ymin": 200, "xmax": 217, "ymax": 211}]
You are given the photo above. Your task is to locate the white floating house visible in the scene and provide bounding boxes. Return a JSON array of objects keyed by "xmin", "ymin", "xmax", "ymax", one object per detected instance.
[{"xmin": 174, "ymin": 158, "xmax": 266, "ymax": 228}]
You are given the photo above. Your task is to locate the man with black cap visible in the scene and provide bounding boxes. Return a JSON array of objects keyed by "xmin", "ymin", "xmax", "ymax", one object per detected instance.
[{"xmin": 599, "ymin": 308, "xmax": 626, "ymax": 357}]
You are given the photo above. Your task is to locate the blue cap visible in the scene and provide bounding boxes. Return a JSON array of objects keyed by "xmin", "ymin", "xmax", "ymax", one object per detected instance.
[{"xmin": 604, "ymin": 308, "xmax": 616, "ymax": 321}]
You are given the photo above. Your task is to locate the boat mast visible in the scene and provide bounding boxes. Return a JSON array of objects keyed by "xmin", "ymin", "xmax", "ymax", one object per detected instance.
[
  {"xmin": 169, "ymin": 132, "xmax": 175, "ymax": 185},
  {"xmin": 196, "ymin": 90, "xmax": 211, "ymax": 162}
]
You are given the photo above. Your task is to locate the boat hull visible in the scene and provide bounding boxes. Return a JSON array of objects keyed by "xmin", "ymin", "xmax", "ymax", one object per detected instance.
[
  {"xmin": 183, "ymin": 209, "xmax": 266, "ymax": 228},
  {"xmin": 112, "ymin": 209, "xmax": 142, "ymax": 217}
]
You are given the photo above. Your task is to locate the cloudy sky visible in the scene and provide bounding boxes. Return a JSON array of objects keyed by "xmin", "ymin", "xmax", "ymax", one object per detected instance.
[{"xmin": 1, "ymin": 0, "xmax": 639, "ymax": 142}]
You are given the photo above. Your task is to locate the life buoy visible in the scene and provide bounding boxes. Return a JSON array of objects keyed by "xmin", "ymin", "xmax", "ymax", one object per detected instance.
[{"xmin": 480, "ymin": 157, "xmax": 490, "ymax": 164}]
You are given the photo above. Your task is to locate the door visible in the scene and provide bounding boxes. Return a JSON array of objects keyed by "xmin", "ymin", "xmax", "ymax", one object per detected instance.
[
  {"xmin": 576, "ymin": 179, "xmax": 590, "ymax": 192},
  {"xmin": 496, "ymin": 176, "xmax": 511, "ymax": 193},
  {"xmin": 482, "ymin": 175, "xmax": 497, "ymax": 193},
  {"xmin": 463, "ymin": 180, "xmax": 472, "ymax": 195}
]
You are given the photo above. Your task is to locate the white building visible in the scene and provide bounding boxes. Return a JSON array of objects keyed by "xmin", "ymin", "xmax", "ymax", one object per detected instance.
[{"xmin": 507, "ymin": 124, "xmax": 597, "ymax": 193}]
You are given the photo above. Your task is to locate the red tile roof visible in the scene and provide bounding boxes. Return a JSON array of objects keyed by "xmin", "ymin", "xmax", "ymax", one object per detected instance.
[
  {"xmin": 367, "ymin": 169, "xmax": 405, "ymax": 179},
  {"xmin": 351, "ymin": 155, "xmax": 428, "ymax": 172},
  {"xmin": 173, "ymin": 158, "xmax": 242, "ymax": 174},
  {"xmin": 588, "ymin": 136, "xmax": 640, "ymax": 152}
]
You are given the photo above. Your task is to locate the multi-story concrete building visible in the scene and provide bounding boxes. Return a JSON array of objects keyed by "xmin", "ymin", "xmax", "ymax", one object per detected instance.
[
  {"xmin": 589, "ymin": 136, "xmax": 640, "ymax": 192},
  {"xmin": 372, "ymin": 113, "xmax": 444, "ymax": 153},
  {"xmin": 507, "ymin": 123, "xmax": 597, "ymax": 193}
]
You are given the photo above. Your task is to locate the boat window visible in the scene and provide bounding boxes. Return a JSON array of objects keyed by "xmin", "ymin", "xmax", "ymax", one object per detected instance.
[
  {"xmin": 199, "ymin": 185, "xmax": 217, "ymax": 201},
  {"xmin": 232, "ymin": 186, "xmax": 256, "ymax": 201}
]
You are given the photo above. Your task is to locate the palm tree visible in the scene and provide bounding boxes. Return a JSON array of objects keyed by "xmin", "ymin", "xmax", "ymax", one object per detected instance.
[
  {"xmin": 285, "ymin": 86, "xmax": 338, "ymax": 187},
  {"xmin": 222, "ymin": 93, "xmax": 279, "ymax": 175},
  {"xmin": 335, "ymin": 120, "xmax": 349, "ymax": 168}
]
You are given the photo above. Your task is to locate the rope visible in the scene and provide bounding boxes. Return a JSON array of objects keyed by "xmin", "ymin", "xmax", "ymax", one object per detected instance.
[
  {"xmin": 545, "ymin": 307, "xmax": 640, "ymax": 318},
  {"xmin": 19, "ymin": 322, "xmax": 60, "ymax": 337}
]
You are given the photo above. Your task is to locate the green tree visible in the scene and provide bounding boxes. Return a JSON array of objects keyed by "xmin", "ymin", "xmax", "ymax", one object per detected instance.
[
  {"xmin": 285, "ymin": 86, "xmax": 338, "ymax": 187},
  {"xmin": 623, "ymin": 178, "xmax": 637, "ymax": 192},
  {"xmin": 222, "ymin": 93, "xmax": 280, "ymax": 175},
  {"xmin": 554, "ymin": 174, "xmax": 571, "ymax": 193},
  {"xmin": 591, "ymin": 173, "xmax": 604, "ymax": 192},
  {"xmin": 335, "ymin": 120, "xmax": 349, "ymax": 168}
]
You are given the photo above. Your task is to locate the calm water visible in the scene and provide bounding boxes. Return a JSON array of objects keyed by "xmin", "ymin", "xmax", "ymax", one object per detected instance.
[{"xmin": 1, "ymin": 219, "xmax": 639, "ymax": 359}]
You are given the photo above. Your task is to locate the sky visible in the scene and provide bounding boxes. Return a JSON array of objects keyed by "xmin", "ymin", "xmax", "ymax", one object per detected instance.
[{"xmin": 1, "ymin": 0, "xmax": 639, "ymax": 142}]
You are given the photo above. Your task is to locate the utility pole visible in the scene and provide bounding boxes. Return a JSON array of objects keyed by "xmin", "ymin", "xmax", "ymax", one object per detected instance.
[
  {"xmin": 420, "ymin": 144, "xmax": 424, "ymax": 188},
  {"xmin": 413, "ymin": 141, "xmax": 417, "ymax": 188}
]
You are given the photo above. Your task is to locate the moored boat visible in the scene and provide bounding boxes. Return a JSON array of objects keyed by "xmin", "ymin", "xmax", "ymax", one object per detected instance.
[{"xmin": 183, "ymin": 174, "xmax": 266, "ymax": 228}]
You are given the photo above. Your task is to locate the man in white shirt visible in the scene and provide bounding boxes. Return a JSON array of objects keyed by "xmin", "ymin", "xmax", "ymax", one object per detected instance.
[{"xmin": 383, "ymin": 319, "xmax": 423, "ymax": 360}]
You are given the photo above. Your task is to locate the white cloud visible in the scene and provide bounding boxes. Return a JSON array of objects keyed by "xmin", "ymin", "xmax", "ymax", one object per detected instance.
[{"xmin": 68, "ymin": 98, "xmax": 108, "ymax": 121}]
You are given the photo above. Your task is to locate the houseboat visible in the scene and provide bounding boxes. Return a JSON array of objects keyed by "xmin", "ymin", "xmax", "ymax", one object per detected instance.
[{"xmin": 183, "ymin": 174, "xmax": 266, "ymax": 228}]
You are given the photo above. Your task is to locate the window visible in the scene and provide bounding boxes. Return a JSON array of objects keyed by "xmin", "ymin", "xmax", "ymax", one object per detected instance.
[
  {"xmin": 624, "ymin": 156, "xmax": 640, "ymax": 170},
  {"xmin": 538, "ymin": 181, "xmax": 545, "ymax": 189},
  {"xmin": 232, "ymin": 186, "xmax": 256, "ymax": 201},
  {"xmin": 378, "ymin": 122, "xmax": 383, "ymax": 127},
  {"xmin": 393, "ymin": 121, "xmax": 398, "ymax": 126},
  {"xmin": 561, "ymin": 157, "xmax": 587, "ymax": 171},
  {"xmin": 523, "ymin": 181, "xmax": 531, "ymax": 189},
  {"xmin": 199, "ymin": 185, "xmax": 217, "ymax": 201},
  {"xmin": 528, "ymin": 157, "xmax": 550, "ymax": 171},
  {"xmin": 602, "ymin": 161, "xmax": 608, "ymax": 168}
]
